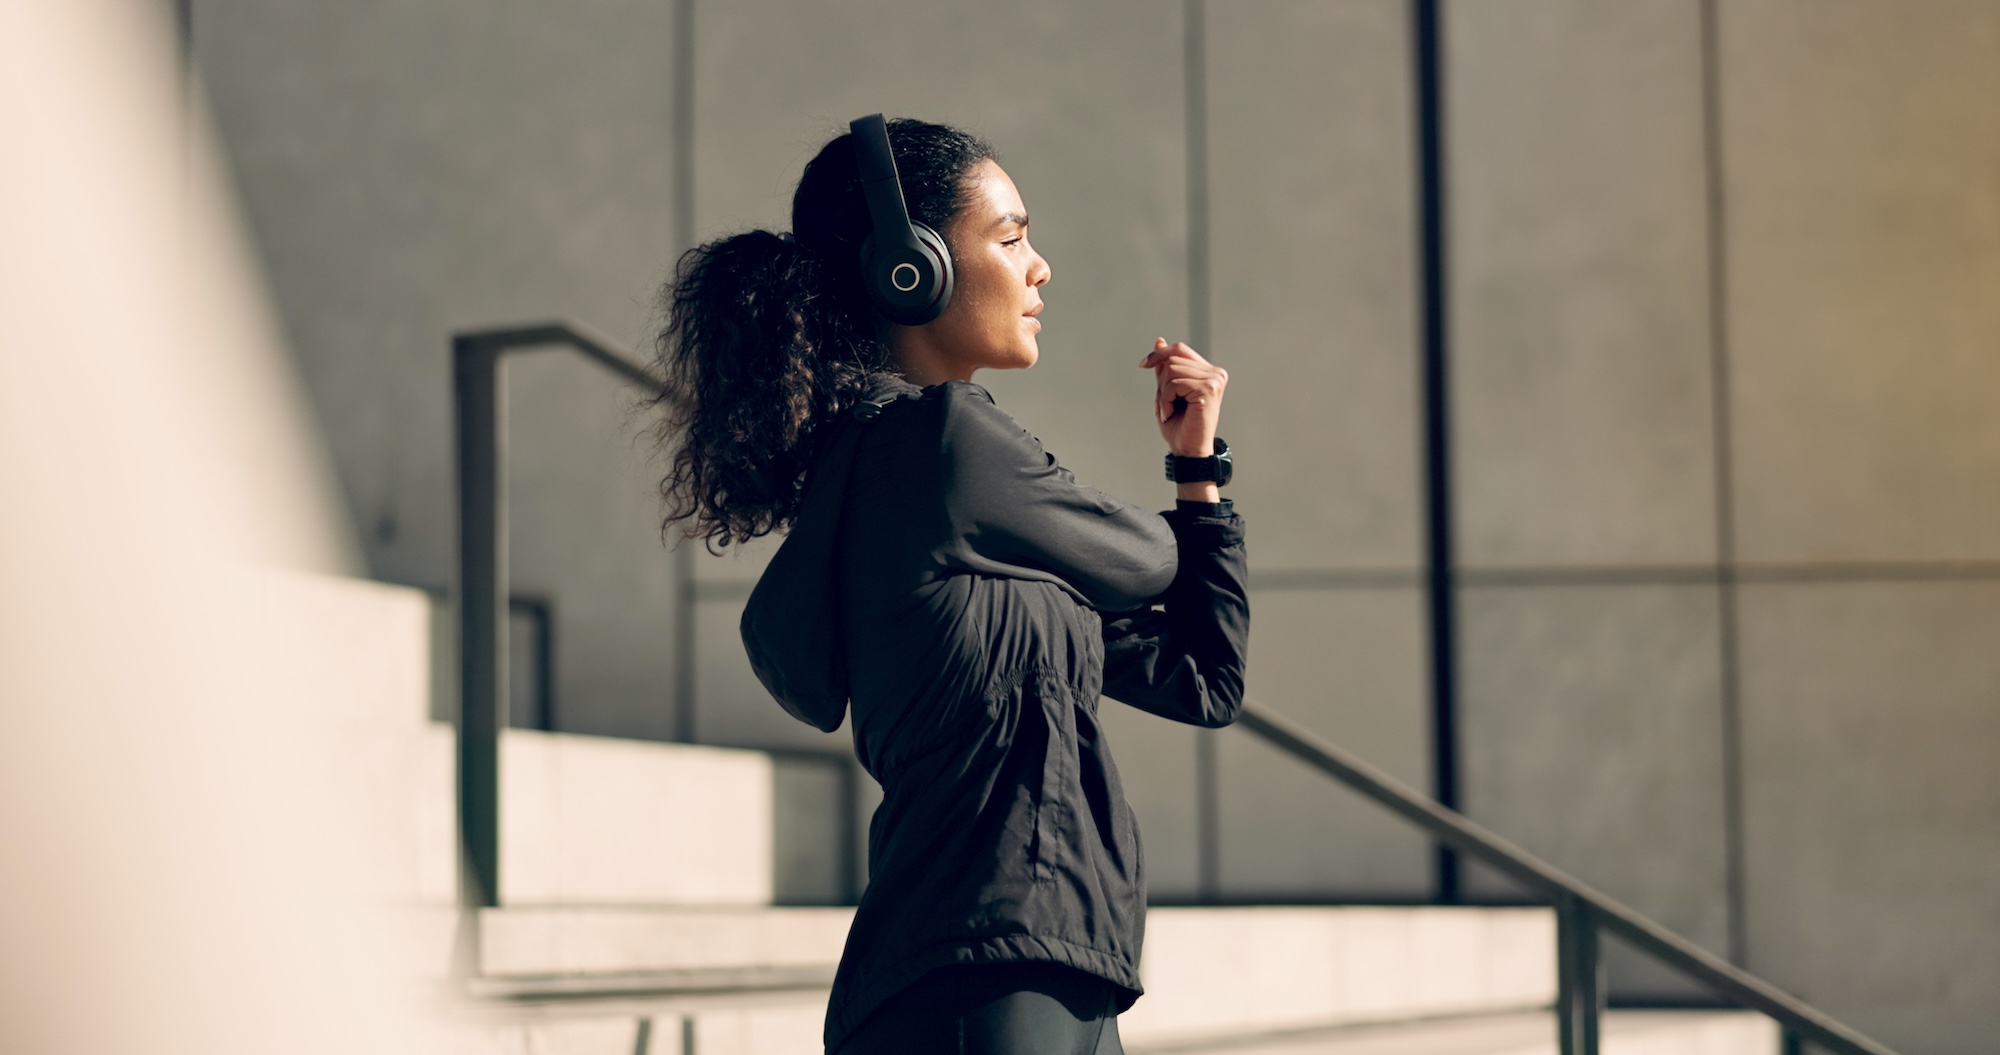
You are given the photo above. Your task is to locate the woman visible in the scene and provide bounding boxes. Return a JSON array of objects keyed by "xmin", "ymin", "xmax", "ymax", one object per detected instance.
[{"xmin": 654, "ymin": 117, "xmax": 1249, "ymax": 1055}]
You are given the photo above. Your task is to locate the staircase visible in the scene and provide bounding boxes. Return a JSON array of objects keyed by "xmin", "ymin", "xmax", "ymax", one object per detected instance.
[{"xmin": 299, "ymin": 570, "xmax": 1775, "ymax": 1055}]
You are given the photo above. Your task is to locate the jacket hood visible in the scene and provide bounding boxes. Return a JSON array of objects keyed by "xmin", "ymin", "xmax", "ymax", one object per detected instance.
[{"xmin": 740, "ymin": 373, "xmax": 922, "ymax": 732}]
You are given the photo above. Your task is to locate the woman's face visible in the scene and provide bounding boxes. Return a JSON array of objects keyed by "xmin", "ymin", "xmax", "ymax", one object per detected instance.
[{"xmin": 892, "ymin": 159, "xmax": 1052, "ymax": 384}]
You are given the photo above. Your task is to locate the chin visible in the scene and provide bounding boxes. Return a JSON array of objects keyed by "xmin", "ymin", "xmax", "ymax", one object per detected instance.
[
  {"xmin": 966, "ymin": 339, "xmax": 1038, "ymax": 375},
  {"xmin": 980, "ymin": 348, "xmax": 1038, "ymax": 373}
]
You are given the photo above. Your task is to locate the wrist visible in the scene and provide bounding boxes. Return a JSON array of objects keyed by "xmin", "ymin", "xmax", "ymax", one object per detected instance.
[
  {"xmin": 1168, "ymin": 441, "xmax": 1214, "ymax": 458},
  {"xmin": 1176, "ymin": 481, "xmax": 1221, "ymax": 503},
  {"xmin": 1164, "ymin": 436, "xmax": 1231, "ymax": 489}
]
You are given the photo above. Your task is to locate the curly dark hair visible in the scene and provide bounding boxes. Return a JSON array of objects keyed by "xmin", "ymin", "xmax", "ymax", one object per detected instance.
[{"xmin": 652, "ymin": 118, "xmax": 994, "ymax": 550}]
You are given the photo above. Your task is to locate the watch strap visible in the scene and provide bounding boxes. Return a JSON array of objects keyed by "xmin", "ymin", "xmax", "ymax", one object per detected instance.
[{"xmin": 1165, "ymin": 436, "xmax": 1231, "ymax": 485}]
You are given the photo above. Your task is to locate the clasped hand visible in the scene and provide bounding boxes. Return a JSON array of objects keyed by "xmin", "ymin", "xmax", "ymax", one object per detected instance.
[{"xmin": 1140, "ymin": 337, "xmax": 1227, "ymax": 458}]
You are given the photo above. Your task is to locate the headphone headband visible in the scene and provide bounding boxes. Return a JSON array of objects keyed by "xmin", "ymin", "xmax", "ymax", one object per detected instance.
[
  {"xmin": 849, "ymin": 114, "xmax": 954, "ymax": 325},
  {"xmin": 851, "ymin": 115, "xmax": 920, "ymax": 256}
]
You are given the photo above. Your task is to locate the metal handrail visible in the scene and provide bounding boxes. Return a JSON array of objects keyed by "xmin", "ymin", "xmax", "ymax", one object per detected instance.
[
  {"xmin": 451, "ymin": 321, "xmax": 674, "ymax": 976},
  {"xmin": 460, "ymin": 319, "xmax": 668, "ymax": 390},
  {"xmin": 1238, "ymin": 702, "xmax": 1897, "ymax": 1055},
  {"xmin": 447, "ymin": 320, "xmax": 1896, "ymax": 1054}
]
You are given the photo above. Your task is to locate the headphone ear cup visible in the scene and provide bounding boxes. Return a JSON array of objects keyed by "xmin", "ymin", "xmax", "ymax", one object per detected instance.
[
  {"xmin": 909, "ymin": 221, "xmax": 955, "ymax": 321},
  {"xmin": 859, "ymin": 223, "xmax": 954, "ymax": 326}
]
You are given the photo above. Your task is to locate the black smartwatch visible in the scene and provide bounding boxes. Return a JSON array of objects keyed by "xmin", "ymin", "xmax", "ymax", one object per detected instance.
[{"xmin": 1165, "ymin": 436, "xmax": 1232, "ymax": 487}]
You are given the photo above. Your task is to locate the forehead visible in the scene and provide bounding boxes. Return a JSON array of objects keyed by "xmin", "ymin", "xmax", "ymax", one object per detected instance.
[{"xmin": 957, "ymin": 159, "xmax": 1026, "ymax": 224}]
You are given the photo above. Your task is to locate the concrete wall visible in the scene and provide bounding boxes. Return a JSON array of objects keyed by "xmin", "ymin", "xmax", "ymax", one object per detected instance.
[
  {"xmin": 1442, "ymin": 0, "xmax": 2000, "ymax": 1045},
  {"xmin": 1718, "ymin": 4, "xmax": 2000, "ymax": 1049},
  {"xmin": 192, "ymin": 0, "xmax": 1999, "ymax": 1049},
  {"xmin": 1445, "ymin": 0, "xmax": 1731, "ymax": 1000},
  {"xmin": 1207, "ymin": 0, "xmax": 1433, "ymax": 904}
]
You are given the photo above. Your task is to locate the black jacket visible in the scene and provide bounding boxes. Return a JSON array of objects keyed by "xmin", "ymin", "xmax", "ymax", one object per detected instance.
[{"xmin": 741, "ymin": 375, "xmax": 1250, "ymax": 1052}]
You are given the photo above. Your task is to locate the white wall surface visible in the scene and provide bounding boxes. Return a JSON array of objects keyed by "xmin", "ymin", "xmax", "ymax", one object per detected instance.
[{"xmin": 0, "ymin": 4, "xmax": 429, "ymax": 1050}]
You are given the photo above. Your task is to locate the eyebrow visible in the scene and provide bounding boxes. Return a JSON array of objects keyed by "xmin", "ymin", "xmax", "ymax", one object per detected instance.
[{"xmin": 990, "ymin": 212, "xmax": 1030, "ymax": 229}]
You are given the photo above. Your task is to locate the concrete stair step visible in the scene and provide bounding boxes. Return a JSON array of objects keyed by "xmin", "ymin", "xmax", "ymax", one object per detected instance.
[
  {"xmin": 442, "ymin": 1001, "xmax": 826, "ymax": 1055},
  {"xmin": 436, "ymin": 1008, "xmax": 1777, "ymax": 1055},
  {"xmin": 282, "ymin": 571, "xmax": 851, "ymax": 909},
  {"xmin": 1137, "ymin": 1010, "xmax": 1778, "ymax": 1055},
  {"xmin": 1120, "ymin": 907, "xmax": 1555, "ymax": 1048},
  {"xmin": 497, "ymin": 733, "xmax": 786, "ymax": 906},
  {"xmin": 478, "ymin": 905, "xmax": 855, "ymax": 984},
  {"xmin": 428, "ymin": 905, "xmax": 1561, "ymax": 1052}
]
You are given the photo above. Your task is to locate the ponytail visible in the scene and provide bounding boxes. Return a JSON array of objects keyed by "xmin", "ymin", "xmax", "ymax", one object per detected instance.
[{"xmin": 653, "ymin": 229, "xmax": 886, "ymax": 550}]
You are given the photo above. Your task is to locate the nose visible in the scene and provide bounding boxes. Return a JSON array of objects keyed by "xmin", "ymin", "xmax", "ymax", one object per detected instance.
[{"xmin": 1029, "ymin": 247, "xmax": 1051, "ymax": 288}]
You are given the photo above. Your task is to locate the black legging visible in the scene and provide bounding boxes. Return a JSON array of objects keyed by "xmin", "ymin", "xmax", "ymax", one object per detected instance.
[{"xmin": 836, "ymin": 963, "xmax": 1127, "ymax": 1055}]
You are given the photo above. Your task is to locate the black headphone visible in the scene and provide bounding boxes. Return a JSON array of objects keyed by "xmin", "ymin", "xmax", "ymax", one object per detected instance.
[{"xmin": 850, "ymin": 114, "xmax": 953, "ymax": 326}]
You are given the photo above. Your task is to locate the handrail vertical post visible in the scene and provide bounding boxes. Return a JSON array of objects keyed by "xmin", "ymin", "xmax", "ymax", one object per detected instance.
[
  {"xmin": 1411, "ymin": 0, "xmax": 1463, "ymax": 906},
  {"xmin": 1557, "ymin": 894, "xmax": 1604, "ymax": 1055},
  {"xmin": 454, "ymin": 336, "xmax": 507, "ymax": 951},
  {"xmin": 448, "ymin": 322, "xmax": 678, "ymax": 985}
]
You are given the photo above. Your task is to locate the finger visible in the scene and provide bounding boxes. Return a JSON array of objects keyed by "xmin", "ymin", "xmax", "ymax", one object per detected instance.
[
  {"xmin": 1162, "ymin": 377, "xmax": 1224, "ymax": 403},
  {"xmin": 1157, "ymin": 361, "xmax": 1216, "ymax": 383},
  {"xmin": 1159, "ymin": 361, "xmax": 1228, "ymax": 387},
  {"xmin": 1145, "ymin": 339, "xmax": 1201, "ymax": 357},
  {"xmin": 1159, "ymin": 364, "xmax": 1226, "ymax": 387}
]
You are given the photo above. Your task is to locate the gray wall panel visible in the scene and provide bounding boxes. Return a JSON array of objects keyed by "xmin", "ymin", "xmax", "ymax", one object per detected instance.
[
  {"xmin": 1448, "ymin": 0, "xmax": 1718, "ymax": 568},
  {"xmin": 193, "ymin": 0, "xmax": 684, "ymax": 740},
  {"xmin": 506, "ymin": 352, "xmax": 683, "ymax": 740},
  {"xmin": 1738, "ymin": 581, "xmax": 2000, "ymax": 1055},
  {"xmin": 1721, "ymin": 0, "xmax": 2000, "ymax": 563},
  {"xmin": 1219, "ymin": 588, "xmax": 1432, "ymax": 900},
  {"xmin": 1459, "ymin": 583, "xmax": 1730, "ymax": 999},
  {"xmin": 1207, "ymin": 0, "xmax": 1422, "ymax": 571}
]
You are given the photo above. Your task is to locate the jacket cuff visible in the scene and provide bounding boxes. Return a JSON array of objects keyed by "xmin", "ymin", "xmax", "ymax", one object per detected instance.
[
  {"xmin": 1162, "ymin": 502, "xmax": 1245, "ymax": 548},
  {"xmin": 1173, "ymin": 498, "xmax": 1233, "ymax": 518}
]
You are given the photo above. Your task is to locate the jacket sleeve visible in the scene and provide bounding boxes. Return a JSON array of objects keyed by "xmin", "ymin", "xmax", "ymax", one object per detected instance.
[
  {"xmin": 933, "ymin": 382, "xmax": 1178, "ymax": 612},
  {"xmin": 1100, "ymin": 503, "xmax": 1249, "ymax": 728}
]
